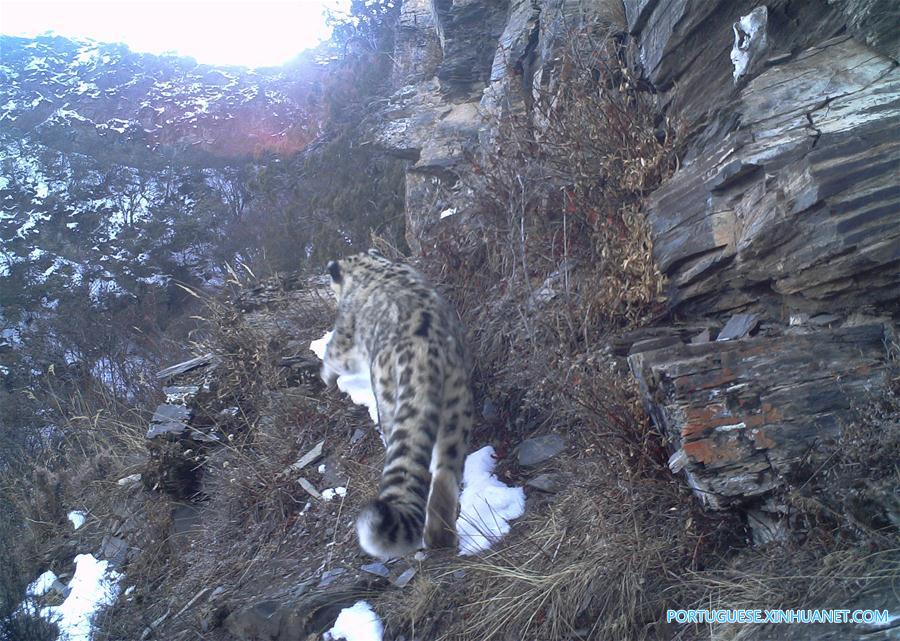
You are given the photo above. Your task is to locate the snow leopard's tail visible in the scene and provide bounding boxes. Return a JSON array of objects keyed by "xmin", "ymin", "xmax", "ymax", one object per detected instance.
[
  {"xmin": 356, "ymin": 496, "xmax": 427, "ymax": 560},
  {"xmin": 357, "ymin": 336, "xmax": 462, "ymax": 560}
]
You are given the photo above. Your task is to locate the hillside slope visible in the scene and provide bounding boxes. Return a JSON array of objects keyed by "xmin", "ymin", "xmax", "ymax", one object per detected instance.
[{"xmin": 3, "ymin": 2, "xmax": 899, "ymax": 641}]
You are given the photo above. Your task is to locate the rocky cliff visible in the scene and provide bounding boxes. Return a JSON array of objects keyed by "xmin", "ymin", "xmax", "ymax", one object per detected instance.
[{"xmin": 372, "ymin": 0, "xmax": 899, "ymax": 543}]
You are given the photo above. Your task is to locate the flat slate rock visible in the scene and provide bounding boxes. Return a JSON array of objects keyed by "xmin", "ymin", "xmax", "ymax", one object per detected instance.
[
  {"xmin": 318, "ymin": 568, "xmax": 346, "ymax": 588},
  {"xmin": 360, "ymin": 562, "xmax": 390, "ymax": 578},
  {"xmin": 156, "ymin": 353, "xmax": 215, "ymax": 381},
  {"xmin": 297, "ymin": 477, "xmax": 321, "ymax": 500},
  {"xmin": 716, "ymin": 313, "xmax": 760, "ymax": 341},
  {"xmin": 393, "ymin": 567, "xmax": 417, "ymax": 588},
  {"xmin": 163, "ymin": 385, "xmax": 200, "ymax": 403},
  {"xmin": 526, "ymin": 473, "xmax": 559, "ymax": 493},
  {"xmin": 287, "ymin": 441, "xmax": 324, "ymax": 472},
  {"xmin": 515, "ymin": 434, "xmax": 566, "ymax": 467},
  {"xmin": 146, "ymin": 404, "xmax": 192, "ymax": 439}
]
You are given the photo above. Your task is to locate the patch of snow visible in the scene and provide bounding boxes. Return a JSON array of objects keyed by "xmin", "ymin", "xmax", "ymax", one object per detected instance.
[
  {"xmin": 25, "ymin": 57, "xmax": 47, "ymax": 71},
  {"xmin": 117, "ymin": 473, "xmax": 142, "ymax": 486},
  {"xmin": 40, "ymin": 554, "xmax": 122, "ymax": 641},
  {"xmin": 309, "ymin": 331, "xmax": 332, "ymax": 360},
  {"xmin": 324, "ymin": 600, "xmax": 383, "ymax": 641},
  {"xmin": 27, "ymin": 570, "xmax": 58, "ymax": 597},
  {"xmin": 74, "ymin": 45, "xmax": 100, "ymax": 65},
  {"xmin": 310, "ymin": 331, "xmax": 379, "ymax": 424},
  {"xmin": 457, "ymin": 446, "xmax": 525, "ymax": 555},
  {"xmin": 318, "ymin": 463, "xmax": 327, "ymax": 473},
  {"xmin": 74, "ymin": 81, "xmax": 99, "ymax": 95},
  {"xmin": 102, "ymin": 119, "xmax": 131, "ymax": 133},
  {"xmin": 439, "ymin": 207, "xmax": 457, "ymax": 219},
  {"xmin": 68, "ymin": 510, "xmax": 86, "ymax": 529},
  {"xmin": 336, "ymin": 373, "xmax": 378, "ymax": 424},
  {"xmin": 322, "ymin": 487, "xmax": 347, "ymax": 502},
  {"xmin": 731, "ymin": 7, "xmax": 768, "ymax": 81},
  {"xmin": 55, "ymin": 108, "xmax": 92, "ymax": 124}
]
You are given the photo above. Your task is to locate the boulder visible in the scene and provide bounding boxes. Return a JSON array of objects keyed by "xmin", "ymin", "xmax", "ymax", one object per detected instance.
[
  {"xmin": 629, "ymin": 323, "xmax": 893, "ymax": 509},
  {"xmin": 646, "ymin": 35, "xmax": 900, "ymax": 318},
  {"xmin": 515, "ymin": 434, "xmax": 567, "ymax": 467}
]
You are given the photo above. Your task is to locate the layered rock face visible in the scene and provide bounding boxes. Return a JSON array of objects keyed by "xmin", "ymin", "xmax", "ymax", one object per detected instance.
[
  {"xmin": 376, "ymin": 0, "xmax": 899, "ymax": 535},
  {"xmin": 625, "ymin": 0, "xmax": 899, "ymax": 536}
]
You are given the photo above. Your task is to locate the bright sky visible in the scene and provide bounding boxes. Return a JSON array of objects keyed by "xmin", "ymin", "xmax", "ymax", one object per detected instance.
[{"xmin": 0, "ymin": 0, "xmax": 349, "ymax": 67}]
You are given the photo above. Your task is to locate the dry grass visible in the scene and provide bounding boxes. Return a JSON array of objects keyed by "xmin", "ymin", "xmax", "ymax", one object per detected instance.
[
  {"xmin": 0, "ymin": 368, "xmax": 161, "ymax": 640},
  {"xmin": 93, "ymin": 272, "xmax": 394, "ymax": 639},
  {"xmin": 366, "ymin": 334, "xmax": 740, "ymax": 641},
  {"xmin": 375, "ymin": 450, "xmax": 739, "ymax": 641},
  {"xmin": 371, "ymin": 369, "xmax": 899, "ymax": 641},
  {"xmin": 430, "ymin": 26, "xmax": 679, "ymax": 357}
]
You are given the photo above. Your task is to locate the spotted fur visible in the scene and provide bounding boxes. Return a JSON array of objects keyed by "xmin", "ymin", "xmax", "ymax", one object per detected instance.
[{"xmin": 321, "ymin": 250, "xmax": 473, "ymax": 559}]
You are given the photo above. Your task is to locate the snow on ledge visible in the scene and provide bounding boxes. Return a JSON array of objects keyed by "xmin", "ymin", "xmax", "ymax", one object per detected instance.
[
  {"xmin": 310, "ymin": 331, "xmax": 379, "ymax": 424},
  {"xmin": 457, "ymin": 446, "xmax": 525, "ymax": 555},
  {"xmin": 731, "ymin": 6, "xmax": 768, "ymax": 81},
  {"xmin": 324, "ymin": 600, "xmax": 383, "ymax": 641},
  {"xmin": 26, "ymin": 570, "xmax": 58, "ymax": 597},
  {"xmin": 308, "ymin": 330, "xmax": 332, "ymax": 360}
]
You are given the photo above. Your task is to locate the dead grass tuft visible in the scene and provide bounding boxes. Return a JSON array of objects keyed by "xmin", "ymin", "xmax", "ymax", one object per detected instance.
[{"xmin": 430, "ymin": 26, "xmax": 680, "ymax": 367}]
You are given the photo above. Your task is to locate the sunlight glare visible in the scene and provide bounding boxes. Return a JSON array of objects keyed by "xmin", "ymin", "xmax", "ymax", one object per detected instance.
[{"xmin": 0, "ymin": 0, "xmax": 350, "ymax": 67}]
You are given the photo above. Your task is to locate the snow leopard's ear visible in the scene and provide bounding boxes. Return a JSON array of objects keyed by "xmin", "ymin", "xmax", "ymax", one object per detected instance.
[{"xmin": 327, "ymin": 260, "xmax": 342, "ymax": 285}]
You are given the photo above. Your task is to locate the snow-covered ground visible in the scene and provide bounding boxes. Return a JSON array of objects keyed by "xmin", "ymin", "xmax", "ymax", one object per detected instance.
[
  {"xmin": 457, "ymin": 446, "xmax": 525, "ymax": 555},
  {"xmin": 324, "ymin": 600, "xmax": 383, "ymax": 641},
  {"xmin": 21, "ymin": 554, "xmax": 122, "ymax": 641}
]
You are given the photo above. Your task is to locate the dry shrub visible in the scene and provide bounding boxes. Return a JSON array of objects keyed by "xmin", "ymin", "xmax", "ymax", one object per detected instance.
[
  {"xmin": 432, "ymin": 25, "xmax": 679, "ymax": 362},
  {"xmin": 421, "ymin": 24, "xmax": 681, "ymax": 442},
  {"xmin": 786, "ymin": 378, "xmax": 900, "ymax": 543},
  {"xmin": 677, "ymin": 546, "xmax": 900, "ymax": 641},
  {"xmin": 0, "ymin": 373, "xmax": 158, "ymax": 641}
]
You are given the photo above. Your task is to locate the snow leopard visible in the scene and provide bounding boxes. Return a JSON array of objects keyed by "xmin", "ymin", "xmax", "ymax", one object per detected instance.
[{"xmin": 321, "ymin": 249, "xmax": 473, "ymax": 559}]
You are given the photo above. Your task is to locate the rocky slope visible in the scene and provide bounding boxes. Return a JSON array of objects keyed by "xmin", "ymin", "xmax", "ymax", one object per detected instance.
[
  {"xmin": 0, "ymin": 34, "xmax": 321, "ymax": 160},
  {"xmin": 7, "ymin": 2, "xmax": 899, "ymax": 640},
  {"xmin": 0, "ymin": 34, "xmax": 330, "ymax": 397}
]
